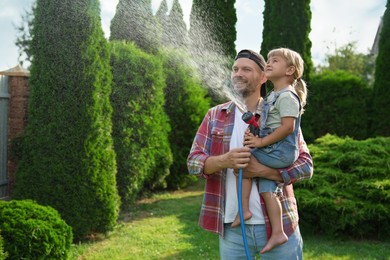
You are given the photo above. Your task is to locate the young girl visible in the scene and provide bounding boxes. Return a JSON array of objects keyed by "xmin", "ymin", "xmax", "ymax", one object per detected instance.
[{"xmin": 232, "ymin": 47, "xmax": 308, "ymax": 254}]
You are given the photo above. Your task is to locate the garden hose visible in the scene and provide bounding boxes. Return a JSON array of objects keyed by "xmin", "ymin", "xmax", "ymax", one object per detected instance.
[{"xmin": 238, "ymin": 167, "xmax": 251, "ymax": 260}]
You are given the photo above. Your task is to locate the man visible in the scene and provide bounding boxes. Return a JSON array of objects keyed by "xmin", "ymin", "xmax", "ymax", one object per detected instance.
[{"xmin": 187, "ymin": 49, "xmax": 313, "ymax": 259}]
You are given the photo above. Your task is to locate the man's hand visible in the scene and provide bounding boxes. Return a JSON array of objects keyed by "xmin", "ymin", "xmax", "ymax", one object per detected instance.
[
  {"xmin": 223, "ymin": 147, "xmax": 252, "ymax": 169},
  {"xmin": 204, "ymin": 147, "xmax": 251, "ymax": 175},
  {"xmin": 241, "ymin": 155, "xmax": 283, "ymax": 182}
]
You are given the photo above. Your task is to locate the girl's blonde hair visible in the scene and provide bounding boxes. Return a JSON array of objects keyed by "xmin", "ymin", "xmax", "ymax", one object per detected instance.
[{"xmin": 267, "ymin": 48, "xmax": 307, "ymax": 112}]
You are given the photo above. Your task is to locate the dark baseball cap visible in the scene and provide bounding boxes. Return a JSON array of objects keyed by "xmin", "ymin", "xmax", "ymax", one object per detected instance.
[{"xmin": 234, "ymin": 49, "xmax": 266, "ymax": 71}]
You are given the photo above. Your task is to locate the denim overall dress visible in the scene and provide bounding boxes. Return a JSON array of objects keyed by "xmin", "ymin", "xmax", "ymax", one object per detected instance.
[{"xmin": 252, "ymin": 88, "xmax": 302, "ymax": 193}]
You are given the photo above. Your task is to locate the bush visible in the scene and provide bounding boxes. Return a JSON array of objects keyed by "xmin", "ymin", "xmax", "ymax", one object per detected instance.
[
  {"xmin": 160, "ymin": 50, "xmax": 211, "ymax": 189},
  {"xmin": 0, "ymin": 232, "xmax": 7, "ymax": 260},
  {"xmin": 295, "ymin": 134, "xmax": 390, "ymax": 239},
  {"xmin": 301, "ymin": 70, "xmax": 371, "ymax": 143},
  {"xmin": 110, "ymin": 41, "xmax": 172, "ymax": 205},
  {"xmin": 0, "ymin": 200, "xmax": 72, "ymax": 259},
  {"xmin": 13, "ymin": 0, "xmax": 120, "ymax": 240}
]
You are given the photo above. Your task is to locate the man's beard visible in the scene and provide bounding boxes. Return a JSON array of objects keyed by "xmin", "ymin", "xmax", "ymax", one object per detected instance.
[{"xmin": 232, "ymin": 77, "xmax": 255, "ymax": 98}]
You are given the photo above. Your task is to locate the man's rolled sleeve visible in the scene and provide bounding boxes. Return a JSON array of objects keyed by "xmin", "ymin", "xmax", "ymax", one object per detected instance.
[{"xmin": 279, "ymin": 128, "xmax": 313, "ymax": 185}]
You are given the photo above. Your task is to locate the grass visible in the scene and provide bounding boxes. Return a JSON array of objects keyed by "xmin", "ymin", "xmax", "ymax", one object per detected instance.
[{"xmin": 69, "ymin": 180, "xmax": 390, "ymax": 260}]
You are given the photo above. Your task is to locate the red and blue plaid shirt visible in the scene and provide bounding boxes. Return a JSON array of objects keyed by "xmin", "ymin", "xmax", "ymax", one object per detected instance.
[{"xmin": 187, "ymin": 101, "xmax": 313, "ymax": 238}]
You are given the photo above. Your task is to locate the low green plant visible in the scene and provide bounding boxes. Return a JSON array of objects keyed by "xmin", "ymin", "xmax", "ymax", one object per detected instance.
[
  {"xmin": 0, "ymin": 200, "xmax": 73, "ymax": 259},
  {"xmin": 296, "ymin": 134, "xmax": 390, "ymax": 239},
  {"xmin": 0, "ymin": 232, "xmax": 7, "ymax": 260}
]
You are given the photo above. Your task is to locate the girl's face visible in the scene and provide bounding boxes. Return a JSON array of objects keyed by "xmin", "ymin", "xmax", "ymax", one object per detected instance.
[{"xmin": 265, "ymin": 55, "xmax": 292, "ymax": 80}]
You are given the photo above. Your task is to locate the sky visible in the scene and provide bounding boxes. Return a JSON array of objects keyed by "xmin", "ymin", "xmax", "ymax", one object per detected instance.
[{"xmin": 0, "ymin": 0, "xmax": 386, "ymax": 71}]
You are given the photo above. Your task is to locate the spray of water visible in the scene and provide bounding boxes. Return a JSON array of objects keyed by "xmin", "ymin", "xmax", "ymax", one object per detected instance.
[{"xmin": 110, "ymin": 1, "xmax": 248, "ymax": 111}]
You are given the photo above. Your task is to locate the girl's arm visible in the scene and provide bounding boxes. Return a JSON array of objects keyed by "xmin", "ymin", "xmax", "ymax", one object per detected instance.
[
  {"xmin": 244, "ymin": 117, "xmax": 295, "ymax": 148},
  {"xmin": 242, "ymin": 128, "xmax": 313, "ymax": 184}
]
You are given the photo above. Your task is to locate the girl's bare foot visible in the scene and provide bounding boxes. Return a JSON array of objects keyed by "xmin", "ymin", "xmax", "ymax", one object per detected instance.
[
  {"xmin": 260, "ymin": 232, "xmax": 288, "ymax": 254},
  {"xmin": 231, "ymin": 211, "xmax": 252, "ymax": 228}
]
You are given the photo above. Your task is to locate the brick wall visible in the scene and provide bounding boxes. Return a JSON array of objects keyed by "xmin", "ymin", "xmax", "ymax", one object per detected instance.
[
  {"xmin": 7, "ymin": 76, "xmax": 30, "ymax": 195},
  {"xmin": 0, "ymin": 65, "xmax": 30, "ymax": 197}
]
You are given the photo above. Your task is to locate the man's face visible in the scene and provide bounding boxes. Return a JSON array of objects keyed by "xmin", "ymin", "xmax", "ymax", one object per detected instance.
[{"xmin": 231, "ymin": 58, "xmax": 263, "ymax": 98}]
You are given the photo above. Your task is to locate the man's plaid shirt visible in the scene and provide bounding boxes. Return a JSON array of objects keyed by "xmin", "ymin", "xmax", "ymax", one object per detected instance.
[{"xmin": 187, "ymin": 101, "xmax": 313, "ymax": 238}]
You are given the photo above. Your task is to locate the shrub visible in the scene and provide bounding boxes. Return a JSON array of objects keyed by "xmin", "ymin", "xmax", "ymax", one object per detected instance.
[
  {"xmin": 0, "ymin": 232, "xmax": 7, "ymax": 260},
  {"xmin": 0, "ymin": 200, "xmax": 72, "ymax": 259},
  {"xmin": 110, "ymin": 41, "xmax": 172, "ymax": 205},
  {"xmin": 13, "ymin": 0, "xmax": 120, "ymax": 240},
  {"xmin": 302, "ymin": 70, "xmax": 371, "ymax": 143},
  {"xmin": 295, "ymin": 134, "xmax": 390, "ymax": 239},
  {"xmin": 160, "ymin": 50, "xmax": 211, "ymax": 189}
]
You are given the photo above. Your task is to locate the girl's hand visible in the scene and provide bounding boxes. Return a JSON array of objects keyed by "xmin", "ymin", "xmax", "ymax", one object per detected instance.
[{"xmin": 243, "ymin": 134, "xmax": 263, "ymax": 148}]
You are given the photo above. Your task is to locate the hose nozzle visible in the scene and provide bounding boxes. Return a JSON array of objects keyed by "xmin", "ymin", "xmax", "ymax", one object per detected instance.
[{"xmin": 242, "ymin": 111, "xmax": 259, "ymax": 136}]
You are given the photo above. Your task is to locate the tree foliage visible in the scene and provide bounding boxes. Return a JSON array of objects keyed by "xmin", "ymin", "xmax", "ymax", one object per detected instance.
[
  {"xmin": 296, "ymin": 134, "xmax": 390, "ymax": 240},
  {"xmin": 316, "ymin": 42, "xmax": 376, "ymax": 87},
  {"xmin": 301, "ymin": 70, "xmax": 370, "ymax": 143},
  {"xmin": 110, "ymin": 41, "xmax": 172, "ymax": 205},
  {"xmin": 189, "ymin": 0, "xmax": 237, "ymax": 59},
  {"xmin": 261, "ymin": 0, "xmax": 313, "ymax": 80},
  {"xmin": 110, "ymin": 0, "xmax": 159, "ymax": 53},
  {"xmin": 165, "ymin": 0, "xmax": 187, "ymax": 48},
  {"xmin": 160, "ymin": 50, "xmax": 211, "ymax": 189},
  {"xmin": 0, "ymin": 232, "xmax": 7, "ymax": 260},
  {"xmin": 14, "ymin": 3, "xmax": 35, "ymax": 67},
  {"xmin": 372, "ymin": 0, "xmax": 390, "ymax": 137},
  {"xmin": 13, "ymin": 0, "xmax": 120, "ymax": 240}
]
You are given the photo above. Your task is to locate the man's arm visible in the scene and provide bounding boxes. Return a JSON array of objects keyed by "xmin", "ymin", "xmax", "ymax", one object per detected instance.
[
  {"xmin": 242, "ymin": 128, "xmax": 313, "ymax": 184},
  {"xmin": 241, "ymin": 155, "xmax": 284, "ymax": 181}
]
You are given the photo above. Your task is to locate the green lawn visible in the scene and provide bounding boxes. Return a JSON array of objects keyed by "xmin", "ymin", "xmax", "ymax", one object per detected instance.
[{"xmin": 69, "ymin": 180, "xmax": 390, "ymax": 260}]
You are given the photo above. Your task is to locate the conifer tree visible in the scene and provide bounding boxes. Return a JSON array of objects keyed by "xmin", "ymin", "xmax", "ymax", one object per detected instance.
[
  {"xmin": 261, "ymin": 0, "xmax": 313, "ymax": 80},
  {"xmin": 189, "ymin": 0, "xmax": 237, "ymax": 59},
  {"xmin": 13, "ymin": 0, "xmax": 119, "ymax": 240},
  {"xmin": 372, "ymin": 1, "xmax": 390, "ymax": 136},
  {"xmin": 110, "ymin": 0, "xmax": 159, "ymax": 53},
  {"xmin": 155, "ymin": 0, "xmax": 169, "ymax": 46},
  {"xmin": 156, "ymin": 0, "xmax": 168, "ymax": 28},
  {"xmin": 166, "ymin": 0, "xmax": 187, "ymax": 48}
]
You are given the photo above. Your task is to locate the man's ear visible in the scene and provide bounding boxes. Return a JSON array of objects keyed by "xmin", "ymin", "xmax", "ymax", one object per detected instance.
[
  {"xmin": 286, "ymin": 66, "xmax": 296, "ymax": 76},
  {"xmin": 261, "ymin": 73, "xmax": 268, "ymax": 84}
]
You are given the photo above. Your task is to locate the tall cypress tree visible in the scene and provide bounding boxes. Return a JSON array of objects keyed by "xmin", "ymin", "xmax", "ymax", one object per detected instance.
[
  {"xmin": 189, "ymin": 0, "xmax": 237, "ymax": 59},
  {"xmin": 155, "ymin": 0, "xmax": 169, "ymax": 46},
  {"xmin": 261, "ymin": 0, "xmax": 313, "ymax": 80},
  {"xmin": 372, "ymin": 1, "xmax": 390, "ymax": 136},
  {"xmin": 13, "ymin": 0, "xmax": 119, "ymax": 240},
  {"xmin": 166, "ymin": 0, "xmax": 187, "ymax": 48},
  {"xmin": 110, "ymin": 0, "xmax": 159, "ymax": 53}
]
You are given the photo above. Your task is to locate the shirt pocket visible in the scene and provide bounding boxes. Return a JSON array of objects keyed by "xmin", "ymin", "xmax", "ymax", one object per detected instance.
[{"xmin": 210, "ymin": 128, "xmax": 224, "ymax": 155}]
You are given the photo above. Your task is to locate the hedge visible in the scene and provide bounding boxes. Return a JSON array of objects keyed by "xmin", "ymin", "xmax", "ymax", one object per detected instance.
[
  {"xmin": 302, "ymin": 70, "xmax": 371, "ymax": 143},
  {"xmin": 160, "ymin": 49, "xmax": 211, "ymax": 189},
  {"xmin": 110, "ymin": 41, "xmax": 172, "ymax": 206},
  {"xmin": 295, "ymin": 134, "xmax": 390, "ymax": 239}
]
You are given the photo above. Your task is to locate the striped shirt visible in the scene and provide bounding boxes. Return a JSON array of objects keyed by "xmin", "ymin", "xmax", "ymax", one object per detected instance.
[{"xmin": 187, "ymin": 101, "xmax": 313, "ymax": 238}]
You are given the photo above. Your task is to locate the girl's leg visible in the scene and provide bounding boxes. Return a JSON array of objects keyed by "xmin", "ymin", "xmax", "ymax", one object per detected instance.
[
  {"xmin": 232, "ymin": 177, "xmax": 253, "ymax": 228},
  {"xmin": 260, "ymin": 190, "xmax": 288, "ymax": 253}
]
